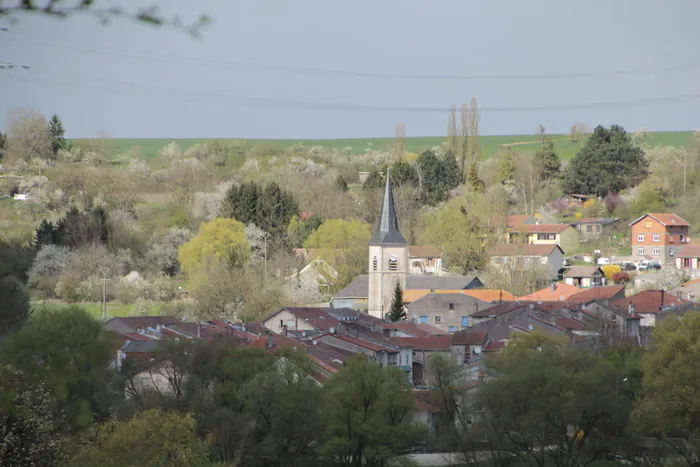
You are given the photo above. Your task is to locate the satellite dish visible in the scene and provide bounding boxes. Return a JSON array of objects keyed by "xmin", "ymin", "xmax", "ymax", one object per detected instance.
[
  {"xmin": 529, "ymin": 304, "xmax": 535, "ymax": 310},
  {"xmin": 329, "ymin": 327, "xmax": 336, "ymax": 334},
  {"xmin": 302, "ymin": 331, "xmax": 307, "ymax": 337},
  {"xmin": 312, "ymin": 339, "xmax": 317, "ymax": 346},
  {"xmin": 473, "ymin": 347, "xmax": 481, "ymax": 355}
]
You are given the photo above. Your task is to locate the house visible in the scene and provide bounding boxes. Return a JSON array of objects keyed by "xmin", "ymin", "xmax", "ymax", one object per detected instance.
[
  {"xmin": 569, "ymin": 218, "xmax": 619, "ymax": 242},
  {"xmin": 507, "ymin": 223, "xmax": 580, "ymax": 252},
  {"xmin": 488, "ymin": 243, "xmax": 565, "ymax": 280},
  {"xmin": 406, "ymin": 293, "xmax": 491, "ymax": 332},
  {"xmin": 507, "ymin": 214, "xmax": 537, "ymax": 228},
  {"xmin": 629, "ymin": 213, "xmax": 690, "ymax": 266},
  {"xmin": 451, "ymin": 329, "xmax": 487, "ymax": 366},
  {"xmin": 566, "ymin": 193, "xmax": 589, "ymax": 207},
  {"xmin": 332, "ymin": 274, "xmax": 484, "ymax": 312},
  {"xmin": 566, "ymin": 285, "xmax": 626, "ymax": 306},
  {"xmin": 518, "ymin": 283, "xmax": 582, "ymax": 302},
  {"xmin": 563, "ymin": 266, "xmax": 606, "ymax": 288},
  {"xmin": 408, "ymin": 246, "xmax": 444, "ymax": 275},
  {"xmin": 263, "ymin": 307, "xmax": 342, "ymax": 335},
  {"xmin": 675, "ymin": 245, "xmax": 700, "ymax": 270},
  {"xmin": 612, "ymin": 290, "xmax": 694, "ymax": 327},
  {"xmin": 672, "ymin": 278, "xmax": 700, "ymax": 302},
  {"xmin": 391, "ymin": 335, "xmax": 454, "ymax": 386}
]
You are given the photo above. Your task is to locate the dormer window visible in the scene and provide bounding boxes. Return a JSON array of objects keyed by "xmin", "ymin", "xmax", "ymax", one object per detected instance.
[
  {"xmin": 372, "ymin": 256, "xmax": 378, "ymax": 271},
  {"xmin": 389, "ymin": 254, "xmax": 398, "ymax": 271}
]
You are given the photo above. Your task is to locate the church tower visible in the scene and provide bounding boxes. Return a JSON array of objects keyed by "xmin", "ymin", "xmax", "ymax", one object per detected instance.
[{"xmin": 367, "ymin": 170, "xmax": 408, "ymax": 319}]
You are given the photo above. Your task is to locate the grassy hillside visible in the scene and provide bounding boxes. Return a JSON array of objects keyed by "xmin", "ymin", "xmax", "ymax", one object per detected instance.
[{"xmin": 74, "ymin": 131, "xmax": 694, "ymax": 162}]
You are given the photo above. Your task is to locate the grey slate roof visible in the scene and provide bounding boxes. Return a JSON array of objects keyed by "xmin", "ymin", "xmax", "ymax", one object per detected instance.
[
  {"xmin": 334, "ymin": 274, "xmax": 483, "ymax": 299},
  {"xmin": 122, "ymin": 339, "xmax": 163, "ymax": 354},
  {"xmin": 369, "ymin": 171, "xmax": 407, "ymax": 246},
  {"xmin": 407, "ymin": 293, "xmax": 490, "ymax": 313}
]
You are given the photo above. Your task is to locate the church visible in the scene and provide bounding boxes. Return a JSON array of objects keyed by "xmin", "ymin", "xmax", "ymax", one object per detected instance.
[{"xmin": 332, "ymin": 171, "xmax": 483, "ymax": 318}]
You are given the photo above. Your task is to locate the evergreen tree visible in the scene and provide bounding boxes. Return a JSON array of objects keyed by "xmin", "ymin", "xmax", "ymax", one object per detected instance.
[
  {"xmin": 387, "ymin": 282, "xmax": 406, "ymax": 322},
  {"xmin": 389, "ymin": 160, "xmax": 418, "ymax": 187},
  {"xmin": 416, "ymin": 150, "xmax": 462, "ymax": 205},
  {"xmin": 48, "ymin": 114, "xmax": 67, "ymax": 155},
  {"xmin": 534, "ymin": 139, "xmax": 561, "ymax": 180},
  {"xmin": 362, "ymin": 170, "xmax": 384, "ymax": 191},
  {"xmin": 497, "ymin": 148, "xmax": 517, "ymax": 184},
  {"xmin": 334, "ymin": 174, "xmax": 348, "ymax": 192},
  {"xmin": 466, "ymin": 161, "xmax": 484, "ymax": 193},
  {"xmin": 0, "ymin": 130, "xmax": 6, "ymax": 162},
  {"xmin": 55, "ymin": 206, "xmax": 110, "ymax": 248},
  {"xmin": 34, "ymin": 219, "xmax": 58, "ymax": 248},
  {"xmin": 563, "ymin": 125, "xmax": 649, "ymax": 197}
]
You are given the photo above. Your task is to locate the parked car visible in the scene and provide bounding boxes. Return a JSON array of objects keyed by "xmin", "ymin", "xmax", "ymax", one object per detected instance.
[
  {"xmin": 639, "ymin": 260, "xmax": 662, "ymax": 271},
  {"xmin": 597, "ymin": 257, "xmax": 610, "ymax": 266},
  {"xmin": 620, "ymin": 262, "xmax": 637, "ymax": 271}
]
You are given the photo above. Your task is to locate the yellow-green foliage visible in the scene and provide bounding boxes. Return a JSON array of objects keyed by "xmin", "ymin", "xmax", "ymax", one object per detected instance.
[
  {"xmin": 601, "ymin": 264, "xmax": 622, "ymax": 279},
  {"xmin": 178, "ymin": 218, "xmax": 249, "ymax": 274}
]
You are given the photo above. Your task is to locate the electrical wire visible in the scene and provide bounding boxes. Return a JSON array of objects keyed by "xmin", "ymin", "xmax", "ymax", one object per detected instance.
[
  {"xmin": 4, "ymin": 30, "xmax": 700, "ymax": 81},
  {"xmin": 5, "ymin": 68, "xmax": 700, "ymax": 113}
]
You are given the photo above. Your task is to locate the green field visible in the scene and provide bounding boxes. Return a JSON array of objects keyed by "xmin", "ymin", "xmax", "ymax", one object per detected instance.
[{"xmin": 74, "ymin": 131, "xmax": 695, "ymax": 162}]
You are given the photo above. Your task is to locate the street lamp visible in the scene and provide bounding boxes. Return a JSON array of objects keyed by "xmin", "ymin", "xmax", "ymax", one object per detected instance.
[{"xmin": 99, "ymin": 267, "xmax": 110, "ymax": 321}]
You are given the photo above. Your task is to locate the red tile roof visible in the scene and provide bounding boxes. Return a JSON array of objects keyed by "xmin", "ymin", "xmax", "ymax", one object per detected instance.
[
  {"xmin": 471, "ymin": 301, "xmax": 523, "ymax": 318},
  {"xmin": 676, "ymin": 246, "xmax": 700, "ymax": 258},
  {"xmin": 555, "ymin": 317, "xmax": 587, "ymax": 331},
  {"xmin": 566, "ymin": 285, "xmax": 626, "ymax": 304},
  {"xmin": 331, "ymin": 334, "xmax": 397, "ymax": 353},
  {"xmin": 391, "ymin": 335, "xmax": 453, "ymax": 351},
  {"xmin": 518, "ymin": 283, "xmax": 582, "ymax": 301},
  {"xmin": 279, "ymin": 307, "xmax": 341, "ymax": 332},
  {"xmin": 612, "ymin": 290, "xmax": 692, "ymax": 314},
  {"xmin": 489, "ymin": 243, "xmax": 562, "ymax": 257},
  {"xmin": 507, "ymin": 214, "xmax": 533, "ymax": 228},
  {"xmin": 509, "ymin": 223, "xmax": 571, "ymax": 234},
  {"xmin": 452, "ymin": 330, "xmax": 487, "ymax": 346},
  {"xmin": 105, "ymin": 316, "xmax": 182, "ymax": 332},
  {"xmin": 630, "ymin": 213, "xmax": 690, "ymax": 227},
  {"xmin": 248, "ymin": 334, "xmax": 309, "ymax": 351},
  {"xmin": 483, "ymin": 340, "xmax": 507, "ymax": 352},
  {"xmin": 463, "ymin": 289, "xmax": 515, "ymax": 302}
]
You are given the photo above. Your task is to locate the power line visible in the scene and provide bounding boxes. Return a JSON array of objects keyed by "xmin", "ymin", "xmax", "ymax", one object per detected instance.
[
  {"xmin": 6, "ymin": 68, "xmax": 700, "ymax": 113},
  {"xmin": 5, "ymin": 30, "xmax": 700, "ymax": 81}
]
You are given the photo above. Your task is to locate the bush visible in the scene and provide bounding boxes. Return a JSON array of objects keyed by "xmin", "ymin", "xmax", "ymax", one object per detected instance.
[
  {"xmin": 612, "ymin": 272, "xmax": 630, "ymax": 284},
  {"xmin": 28, "ymin": 245, "xmax": 73, "ymax": 286},
  {"xmin": 145, "ymin": 227, "xmax": 193, "ymax": 276},
  {"xmin": 601, "ymin": 264, "xmax": 622, "ymax": 280}
]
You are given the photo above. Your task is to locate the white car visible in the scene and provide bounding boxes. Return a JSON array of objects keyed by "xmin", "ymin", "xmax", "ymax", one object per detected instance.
[{"xmin": 597, "ymin": 257, "xmax": 610, "ymax": 265}]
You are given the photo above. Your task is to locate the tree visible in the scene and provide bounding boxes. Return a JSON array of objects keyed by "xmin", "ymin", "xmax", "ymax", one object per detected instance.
[
  {"xmin": 220, "ymin": 181, "xmax": 298, "ymax": 245},
  {"xmin": 178, "ymin": 218, "xmax": 250, "ymax": 274},
  {"xmin": 476, "ymin": 335, "xmax": 636, "ymax": 467},
  {"xmin": 601, "ymin": 264, "xmax": 622, "ymax": 280},
  {"xmin": 389, "ymin": 160, "xmax": 418, "ymax": 188},
  {"xmin": 537, "ymin": 123, "xmax": 546, "ymax": 144},
  {"xmin": 0, "ymin": 370, "xmax": 68, "ymax": 467},
  {"xmin": 303, "ymin": 219, "xmax": 371, "ymax": 290},
  {"xmin": 466, "ymin": 161, "xmax": 484, "ymax": 193},
  {"xmin": 0, "ymin": 276, "xmax": 30, "ymax": 337},
  {"xmin": 0, "ymin": 306, "xmax": 114, "ymax": 433},
  {"xmin": 467, "ymin": 97, "xmax": 480, "ymax": 166},
  {"xmin": 534, "ymin": 139, "xmax": 561, "ymax": 180},
  {"xmin": 0, "ymin": 130, "xmax": 6, "ymax": 161},
  {"xmin": 4, "ymin": 109, "xmax": 52, "ymax": 166},
  {"xmin": 145, "ymin": 227, "xmax": 193, "ymax": 276},
  {"xmin": 0, "ymin": 236, "xmax": 36, "ymax": 283},
  {"xmin": 1, "ymin": 3, "xmax": 209, "ymax": 37},
  {"xmin": 68, "ymin": 409, "xmax": 210, "ymax": 467},
  {"xmin": 416, "ymin": 150, "xmax": 461, "ymax": 205},
  {"xmin": 632, "ymin": 313, "xmax": 700, "ymax": 462},
  {"xmin": 321, "ymin": 356, "xmax": 423, "ymax": 467},
  {"xmin": 387, "ymin": 282, "xmax": 406, "ymax": 322},
  {"xmin": 54, "ymin": 206, "xmax": 111, "ymax": 248},
  {"xmin": 334, "ymin": 174, "xmax": 349, "ymax": 192},
  {"xmin": 287, "ymin": 213, "xmax": 324, "ymax": 249},
  {"xmin": 362, "ymin": 170, "xmax": 385, "ymax": 191},
  {"xmin": 563, "ymin": 125, "xmax": 649, "ymax": 197},
  {"xmin": 48, "ymin": 115, "xmax": 67, "ymax": 155},
  {"xmin": 497, "ymin": 148, "xmax": 517, "ymax": 184}
]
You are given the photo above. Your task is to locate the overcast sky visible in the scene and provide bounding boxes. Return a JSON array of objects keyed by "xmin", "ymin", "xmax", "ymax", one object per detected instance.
[{"xmin": 1, "ymin": 0, "xmax": 699, "ymax": 139}]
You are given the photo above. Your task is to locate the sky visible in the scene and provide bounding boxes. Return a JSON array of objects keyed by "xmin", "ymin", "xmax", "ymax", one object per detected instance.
[{"xmin": 1, "ymin": 0, "xmax": 700, "ymax": 139}]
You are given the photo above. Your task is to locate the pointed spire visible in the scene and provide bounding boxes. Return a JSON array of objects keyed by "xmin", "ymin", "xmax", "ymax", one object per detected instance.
[{"xmin": 369, "ymin": 169, "xmax": 407, "ymax": 245}]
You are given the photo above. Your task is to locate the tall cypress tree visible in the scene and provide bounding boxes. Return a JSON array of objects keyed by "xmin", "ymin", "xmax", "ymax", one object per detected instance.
[
  {"xmin": 48, "ymin": 115, "xmax": 67, "ymax": 155},
  {"xmin": 388, "ymin": 282, "xmax": 406, "ymax": 322}
]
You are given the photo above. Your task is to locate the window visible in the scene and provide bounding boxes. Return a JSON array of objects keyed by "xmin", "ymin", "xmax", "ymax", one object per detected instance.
[
  {"xmin": 645, "ymin": 221, "xmax": 653, "ymax": 229},
  {"xmin": 652, "ymin": 247, "xmax": 660, "ymax": 256},
  {"xmin": 388, "ymin": 255, "xmax": 398, "ymax": 271},
  {"xmin": 372, "ymin": 256, "xmax": 378, "ymax": 271},
  {"xmin": 449, "ymin": 326, "xmax": 455, "ymax": 332},
  {"xmin": 448, "ymin": 302, "xmax": 455, "ymax": 311},
  {"xmin": 637, "ymin": 247, "xmax": 645, "ymax": 255},
  {"xmin": 434, "ymin": 316, "xmax": 442, "ymax": 324},
  {"xmin": 420, "ymin": 316, "xmax": 428, "ymax": 324},
  {"xmin": 681, "ymin": 235, "xmax": 686, "ymax": 243},
  {"xmin": 637, "ymin": 234, "xmax": 645, "ymax": 242},
  {"xmin": 537, "ymin": 233, "xmax": 555, "ymax": 240},
  {"xmin": 280, "ymin": 319, "xmax": 284, "ymax": 328},
  {"xmin": 653, "ymin": 234, "xmax": 660, "ymax": 242},
  {"xmin": 586, "ymin": 225, "xmax": 593, "ymax": 232},
  {"xmin": 462, "ymin": 316, "xmax": 469, "ymax": 327}
]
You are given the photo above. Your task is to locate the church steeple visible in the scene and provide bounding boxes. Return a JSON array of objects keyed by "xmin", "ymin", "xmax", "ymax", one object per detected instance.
[{"xmin": 369, "ymin": 169, "xmax": 407, "ymax": 246}]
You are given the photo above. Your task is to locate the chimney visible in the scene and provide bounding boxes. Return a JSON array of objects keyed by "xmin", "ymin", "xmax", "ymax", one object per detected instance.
[
  {"xmin": 628, "ymin": 302, "xmax": 634, "ymax": 314},
  {"xmin": 282, "ymin": 324, "xmax": 288, "ymax": 336},
  {"xmin": 266, "ymin": 335, "xmax": 275, "ymax": 348},
  {"xmin": 660, "ymin": 290, "xmax": 665, "ymax": 311},
  {"xmin": 551, "ymin": 281, "xmax": 556, "ymax": 292}
]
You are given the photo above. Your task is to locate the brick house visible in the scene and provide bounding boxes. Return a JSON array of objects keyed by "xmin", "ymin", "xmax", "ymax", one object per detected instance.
[{"xmin": 629, "ymin": 213, "xmax": 690, "ymax": 266}]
